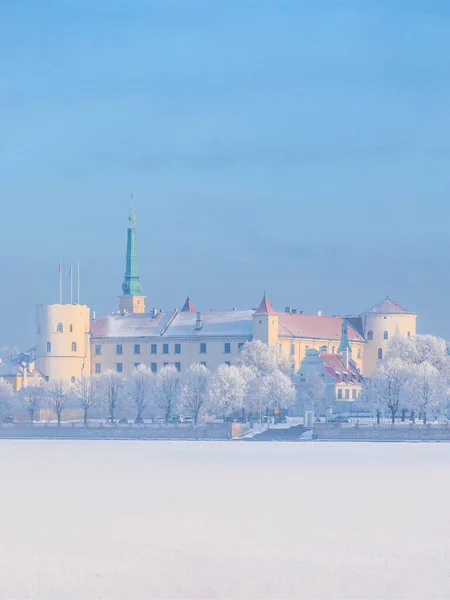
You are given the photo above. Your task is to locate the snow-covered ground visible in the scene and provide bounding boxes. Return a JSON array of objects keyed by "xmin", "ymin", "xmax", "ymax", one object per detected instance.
[{"xmin": 1, "ymin": 441, "xmax": 450, "ymax": 599}]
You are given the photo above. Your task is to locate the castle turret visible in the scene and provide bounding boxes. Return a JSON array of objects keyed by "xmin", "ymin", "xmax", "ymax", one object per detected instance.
[
  {"xmin": 119, "ymin": 193, "xmax": 146, "ymax": 314},
  {"xmin": 361, "ymin": 297, "xmax": 416, "ymax": 374},
  {"xmin": 252, "ymin": 293, "xmax": 279, "ymax": 346},
  {"xmin": 338, "ymin": 319, "xmax": 352, "ymax": 369}
]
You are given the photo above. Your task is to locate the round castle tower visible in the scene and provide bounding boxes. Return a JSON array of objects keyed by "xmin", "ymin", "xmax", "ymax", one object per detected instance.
[
  {"xmin": 35, "ymin": 304, "xmax": 91, "ymax": 383},
  {"xmin": 361, "ymin": 297, "xmax": 416, "ymax": 374}
]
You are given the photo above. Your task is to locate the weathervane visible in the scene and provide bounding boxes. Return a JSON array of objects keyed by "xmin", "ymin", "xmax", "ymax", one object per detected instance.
[{"xmin": 129, "ymin": 192, "xmax": 136, "ymax": 226}]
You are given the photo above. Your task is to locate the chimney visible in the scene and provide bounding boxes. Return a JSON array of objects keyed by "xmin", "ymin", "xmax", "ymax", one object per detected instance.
[
  {"xmin": 195, "ymin": 312, "xmax": 203, "ymax": 330},
  {"xmin": 152, "ymin": 307, "xmax": 158, "ymax": 317},
  {"xmin": 317, "ymin": 310, "xmax": 322, "ymax": 316},
  {"xmin": 285, "ymin": 306, "xmax": 292, "ymax": 314},
  {"xmin": 292, "ymin": 308, "xmax": 297, "ymax": 314}
]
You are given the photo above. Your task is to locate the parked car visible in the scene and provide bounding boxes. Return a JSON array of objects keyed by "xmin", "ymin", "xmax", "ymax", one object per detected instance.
[
  {"xmin": 118, "ymin": 418, "xmax": 129, "ymax": 424},
  {"xmin": 170, "ymin": 415, "xmax": 183, "ymax": 424},
  {"xmin": 154, "ymin": 416, "xmax": 165, "ymax": 424},
  {"xmin": 183, "ymin": 416, "xmax": 194, "ymax": 424},
  {"xmin": 330, "ymin": 416, "xmax": 351, "ymax": 423},
  {"xmin": 2, "ymin": 416, "xmax": 19, "ymax": 424}
]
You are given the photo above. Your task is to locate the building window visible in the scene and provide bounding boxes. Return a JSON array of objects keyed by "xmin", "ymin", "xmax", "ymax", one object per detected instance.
[
  {"xmin": 151, "ymin": 363, "xmax": 157, "ymax": 373},
  {"xmin": 305, "ymin": 345, "xmax": 309, "ymax": 350},
  {"xmin": 134, "ymin": 344, "xmax": 141, "ymax": 355},
  {"xmin": 47, "ymin": 342, "xmax": 51, "ymax": 352},
  {"xmin": 71, "ymin": 376, "xmax": 76, "ymax": 383},
  {"xmin": 320, "ymin": 345, "xmax": 327, "ymax": 353},
  {"xmin": 163, "ymin": 362, "xmax": 169, "ymax": 367},
  {"xmin": 200, "ymin": 343, "xmax": 207, "ymax": 354},
  {"xmin": 357, "ymin": 348, "xmax": 361, "ymax": 360},
  {"xmin": 175, "ymin": 362, "xmax": 181, "ymax": 372},
  {"xmin": 331, "ymin": 346, "xmax": 335, "ymax": 354},
  {"xmin": 116, "ymin": 363, "xmax": 123, "ymax": 373},
  {"xmin": 378, "ymin": 348, "xmax": 383, "ymax": 360},
  {"xmin": 116, "ymin": 344, "xmax": 123, "ymax": 355},
  {"xmin": 134, "ymin": 362, "xmax": 141, "ymax": 368},
  {"xmin": 151, "ymin": 344, "xmax": 157, "ymax": 354},
  {"xmin": 95, "ymin": 363, "xmax": 101, "ymax": 374},
  {"xmin": 407, "ymin": 331, "xmax": 411, "ymax": 337},
  {"xmin": 95, "ymin": 345, "xmax": 101, "ymax": 356},
  {"xmin": 44, "ymin": 376, "xmax": 49, "ymax": 382},
  {"xmin": 224, "ymin": 361, "xmax": 231, "ymax": 366},
  {"xmin": 352, "ymin": 389, "xmax": 357, "ymax": 399},
  {"xmin": 69, "ymin": 324, "xmax": 73, "ymax": 332},
  {"xmin": 224, "ymin": 343, "xmax": 231, "ymax": 354},
  {"xmin": 238, "ymin": 342, "xmax": 244, "ymax": 351},
  {"xmin": 175, "ymin": 343, "xmax": 181, "ymax": 354},
  {"xmin": 163, "ymin": 344, "xmax": 169, "ymax": 354},
  {"xmin": 345, "ymin": 389, "xmax": 350, "ymax": 399},
  {"xmin": 37, "ymin": 325, "xmax": 41, "ymax": 334},
  {"xmin": 367, "ymin": 330, "xmax": 373, "ymax": 341},
  {"xmin": 200, "ymin": 362, "xmax": 206, "ymax": 367},
  {"xmin": 337, "ymin": 389, "xmax": 343, "ymax": 399},
  {"xmin": 71, "ymin": 342, "xmax": 77, "ymax": 352},
  {"xmin": 290, "ymin": 343, "xmax": 295, "ymax": 355},
  {"xmin": 383, "ymin": 331, "xmax": 389, "ymax": 340},
  {"xmin": 56, "ymin": 323, "xmax": 63, "ymax": 333}
]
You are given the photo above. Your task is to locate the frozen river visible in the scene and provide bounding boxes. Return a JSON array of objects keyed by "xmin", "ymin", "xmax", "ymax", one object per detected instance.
[{"xmin": 1, "ymin": 440, "xmax": 450, "ymax": 599}]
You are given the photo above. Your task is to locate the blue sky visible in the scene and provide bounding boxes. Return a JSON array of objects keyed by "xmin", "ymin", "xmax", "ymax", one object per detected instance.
[{"xmin": 1, "ymin": 0, "xmax": 450, "ymax": 349}]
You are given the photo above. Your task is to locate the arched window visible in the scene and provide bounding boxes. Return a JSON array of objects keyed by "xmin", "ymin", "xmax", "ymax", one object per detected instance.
[
  {"xmin": 47, "ymin": 342, "xmax": 51, "ymax": 352},
  {"xmin": 331, "ymin": 346, "xmax": 336, "ymax": 354},
  {"xmin": 320, "ymin": 345, "xmax": 327, "ymax": 353},
  {"xmin": 407, "ymin": 331, "xmax": 411, "ymax": 337},
  {"xmin": 56, "ymin": 323, "xmax": 63, "ymax": 333},
  {"xmin": 69, "ymin": 324, "xmax": 73, "ymax": 332},
  {"xmin": 71, "ymin": 342, "xmax": 77, "ymax": 352},
  {"xmin": 71, "ymin": 376, "xmax": 75, "ymax": 383},
  {"xmin": 367, "ymin": 330, "xmax": 373, "ymax": 341},
  {"xmin": 383, "ymin": 331, "xmax": 389, "ymax": 340},
  {"xmin": 378, "ymin": 348, "xmax": 383, "ymax": 360}
]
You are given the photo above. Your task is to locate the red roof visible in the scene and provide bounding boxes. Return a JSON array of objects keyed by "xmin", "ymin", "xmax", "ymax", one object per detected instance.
[
  {"xmin": 181, "ymin": 296, "xmax": 196, "ymax": 312},
  {"xmin": 254, "ymin": 295, "xmax": 275, "ymax": 315},
  {"xmin": 276, "ymin": 313, "xmax": 364, "ymax": 342},
  {"xmin": 320, "ymin": 353, "xmax": 362, "ymax": 384},
  {"xmin": 363, "ymin": 297, "xmax": 414, "ymax": 315}
]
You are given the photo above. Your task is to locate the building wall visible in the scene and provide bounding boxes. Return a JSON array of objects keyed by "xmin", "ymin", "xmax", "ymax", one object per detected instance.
[
  {"xmin": 278, "ymin": 337, "xmax": 365, "ymax": 373},
  {"xmin": 252, "ymin": 314, "xmax": 279, "ymax": 345},
  {"xmin": 35, "ymin": 304, "xmax": 91, "ymax": 383},
  {"xmin": 361, "ymin": 312, "xmax": 417, "ymax": 374},
  {"xmin": 90, "ymin": 336, "xmax": 251, "ymax": 376}
]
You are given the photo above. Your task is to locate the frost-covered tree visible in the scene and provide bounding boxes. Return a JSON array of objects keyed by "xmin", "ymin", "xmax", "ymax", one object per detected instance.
[
  {"xmin": 72, "ymin": 375, "xmax": 101, "ymax": 425},
  {"xmin": 299, "ymin": 372, "xmax": 326, "ymax": 415},
  {"xmin": 181, "ymin": 364, "xmax": 210, "ymax": 424},
  {"xmin": 126, "ymin": 365, "xmax": 153, "ymax": 423},
  {"xmin": 209, "ymin": 364, "xmax": 247, "ymax": 419},
  {"xmin": 260, "ymin": 370, "xmax": 296, "ymax": 413},
  {"xmin": 100, "ymin": 370, "xmax": 124, "ymax": 422},
  {"xmin": 408, "ymin": 362, "xmax": 446, "ymax": 422},
  {"xmin": 154, "ymin": 365, "xmax": 181, "ymax": 423},
  {"xmin": 19, "ymin": 385, "xmax": 44, "ymax": 423},
  {"xmin": 387, "ymin": 334, "xmax": 449, "ymax": 374},
  {"xmin": 46, "ymin": 379, "xmax": 71, "ymax": 425},
  {"xmin": 367, "ymin": 359, "xmax": 410, "ymax": 423},
  {"xmin": 235, "ymin": 340, "xmax": 292, "ymax": 376},
  {"xmin": 0, "ymin": 379, "xmax": 13, "ymax": 420}
]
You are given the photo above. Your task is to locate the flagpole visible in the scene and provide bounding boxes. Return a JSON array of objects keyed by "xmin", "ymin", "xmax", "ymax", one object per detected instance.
[
  {"xmin": 59, "ymin": 259, "xmax": 62, "ymax": 304},
  {"xmin": 77, "ymin": 261, "xmax": 80, "ymax": 305},
  {"xmin": 70, "ymin": 265, "xmax": 73, "ymax": 304}
]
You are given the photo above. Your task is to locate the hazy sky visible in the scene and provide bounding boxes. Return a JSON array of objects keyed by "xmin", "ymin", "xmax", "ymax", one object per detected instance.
[{"xmin": 2, "ymin": 0, "xmax": 450, "ymax": 350}]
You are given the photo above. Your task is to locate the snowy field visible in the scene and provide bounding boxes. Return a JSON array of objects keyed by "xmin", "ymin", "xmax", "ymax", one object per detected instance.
[{"xmin": 1, "ymin": 441, "xmax": 450, "ymax": 599}]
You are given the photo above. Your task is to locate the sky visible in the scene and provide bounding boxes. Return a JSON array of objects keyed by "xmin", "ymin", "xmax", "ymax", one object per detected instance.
[{"xmin": 1, "ymin": 0, "xmax": 450, "ymax": 350}]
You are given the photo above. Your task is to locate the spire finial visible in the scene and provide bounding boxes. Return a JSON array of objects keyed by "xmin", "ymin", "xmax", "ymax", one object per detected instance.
[
  {"xmin": 264, "ymin": 289, "xmax": 267, "ymax": 298},
  {"xmin": 129, "ymin": 192, "xmax": 136, "ymax": 227}
]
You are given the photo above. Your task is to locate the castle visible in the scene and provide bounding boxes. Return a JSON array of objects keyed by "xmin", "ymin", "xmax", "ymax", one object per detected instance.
[{"xmin": 34, "ymin": 201, "xmax": 417, "ymax": 386}]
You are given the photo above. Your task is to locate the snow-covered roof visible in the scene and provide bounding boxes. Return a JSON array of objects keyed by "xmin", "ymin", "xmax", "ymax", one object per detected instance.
[
  {"xmin": 276, "ymin": 313, "xmax": 364, "ymax": 342},
  {"xmin": 91, "ymin": 310, "xmax": 254, "ymax": 339}
]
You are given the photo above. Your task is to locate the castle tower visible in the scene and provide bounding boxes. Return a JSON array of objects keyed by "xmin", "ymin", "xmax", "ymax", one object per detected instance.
[
  {"xmin": 35, "ymin": 303, "xmax": 91, "ymax": 383},
  {"xmin": 119, "ymin": 193, "xmax": 146, "ymax": 315},
  {"xmin": 361, "ymin": 297, "xmax": 416, "ymax": 374},
  {"xmin": 252, "ymin": 293, "xmax": 279, "ymax": 346}
]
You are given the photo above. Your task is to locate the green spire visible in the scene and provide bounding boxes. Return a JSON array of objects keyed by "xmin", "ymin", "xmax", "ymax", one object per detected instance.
[
  {"xmin": 338, "ymin": 319, "xmax": 351, "ymax": 354},
  {"xmin": 122, "ymin": 192, "xmax": 141, "ymax": 296}
]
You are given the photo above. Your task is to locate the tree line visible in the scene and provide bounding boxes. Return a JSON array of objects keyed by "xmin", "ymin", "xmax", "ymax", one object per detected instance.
[{"xmin": 0, "ymin": 341, "xmax": 297, "ymax": 425}]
